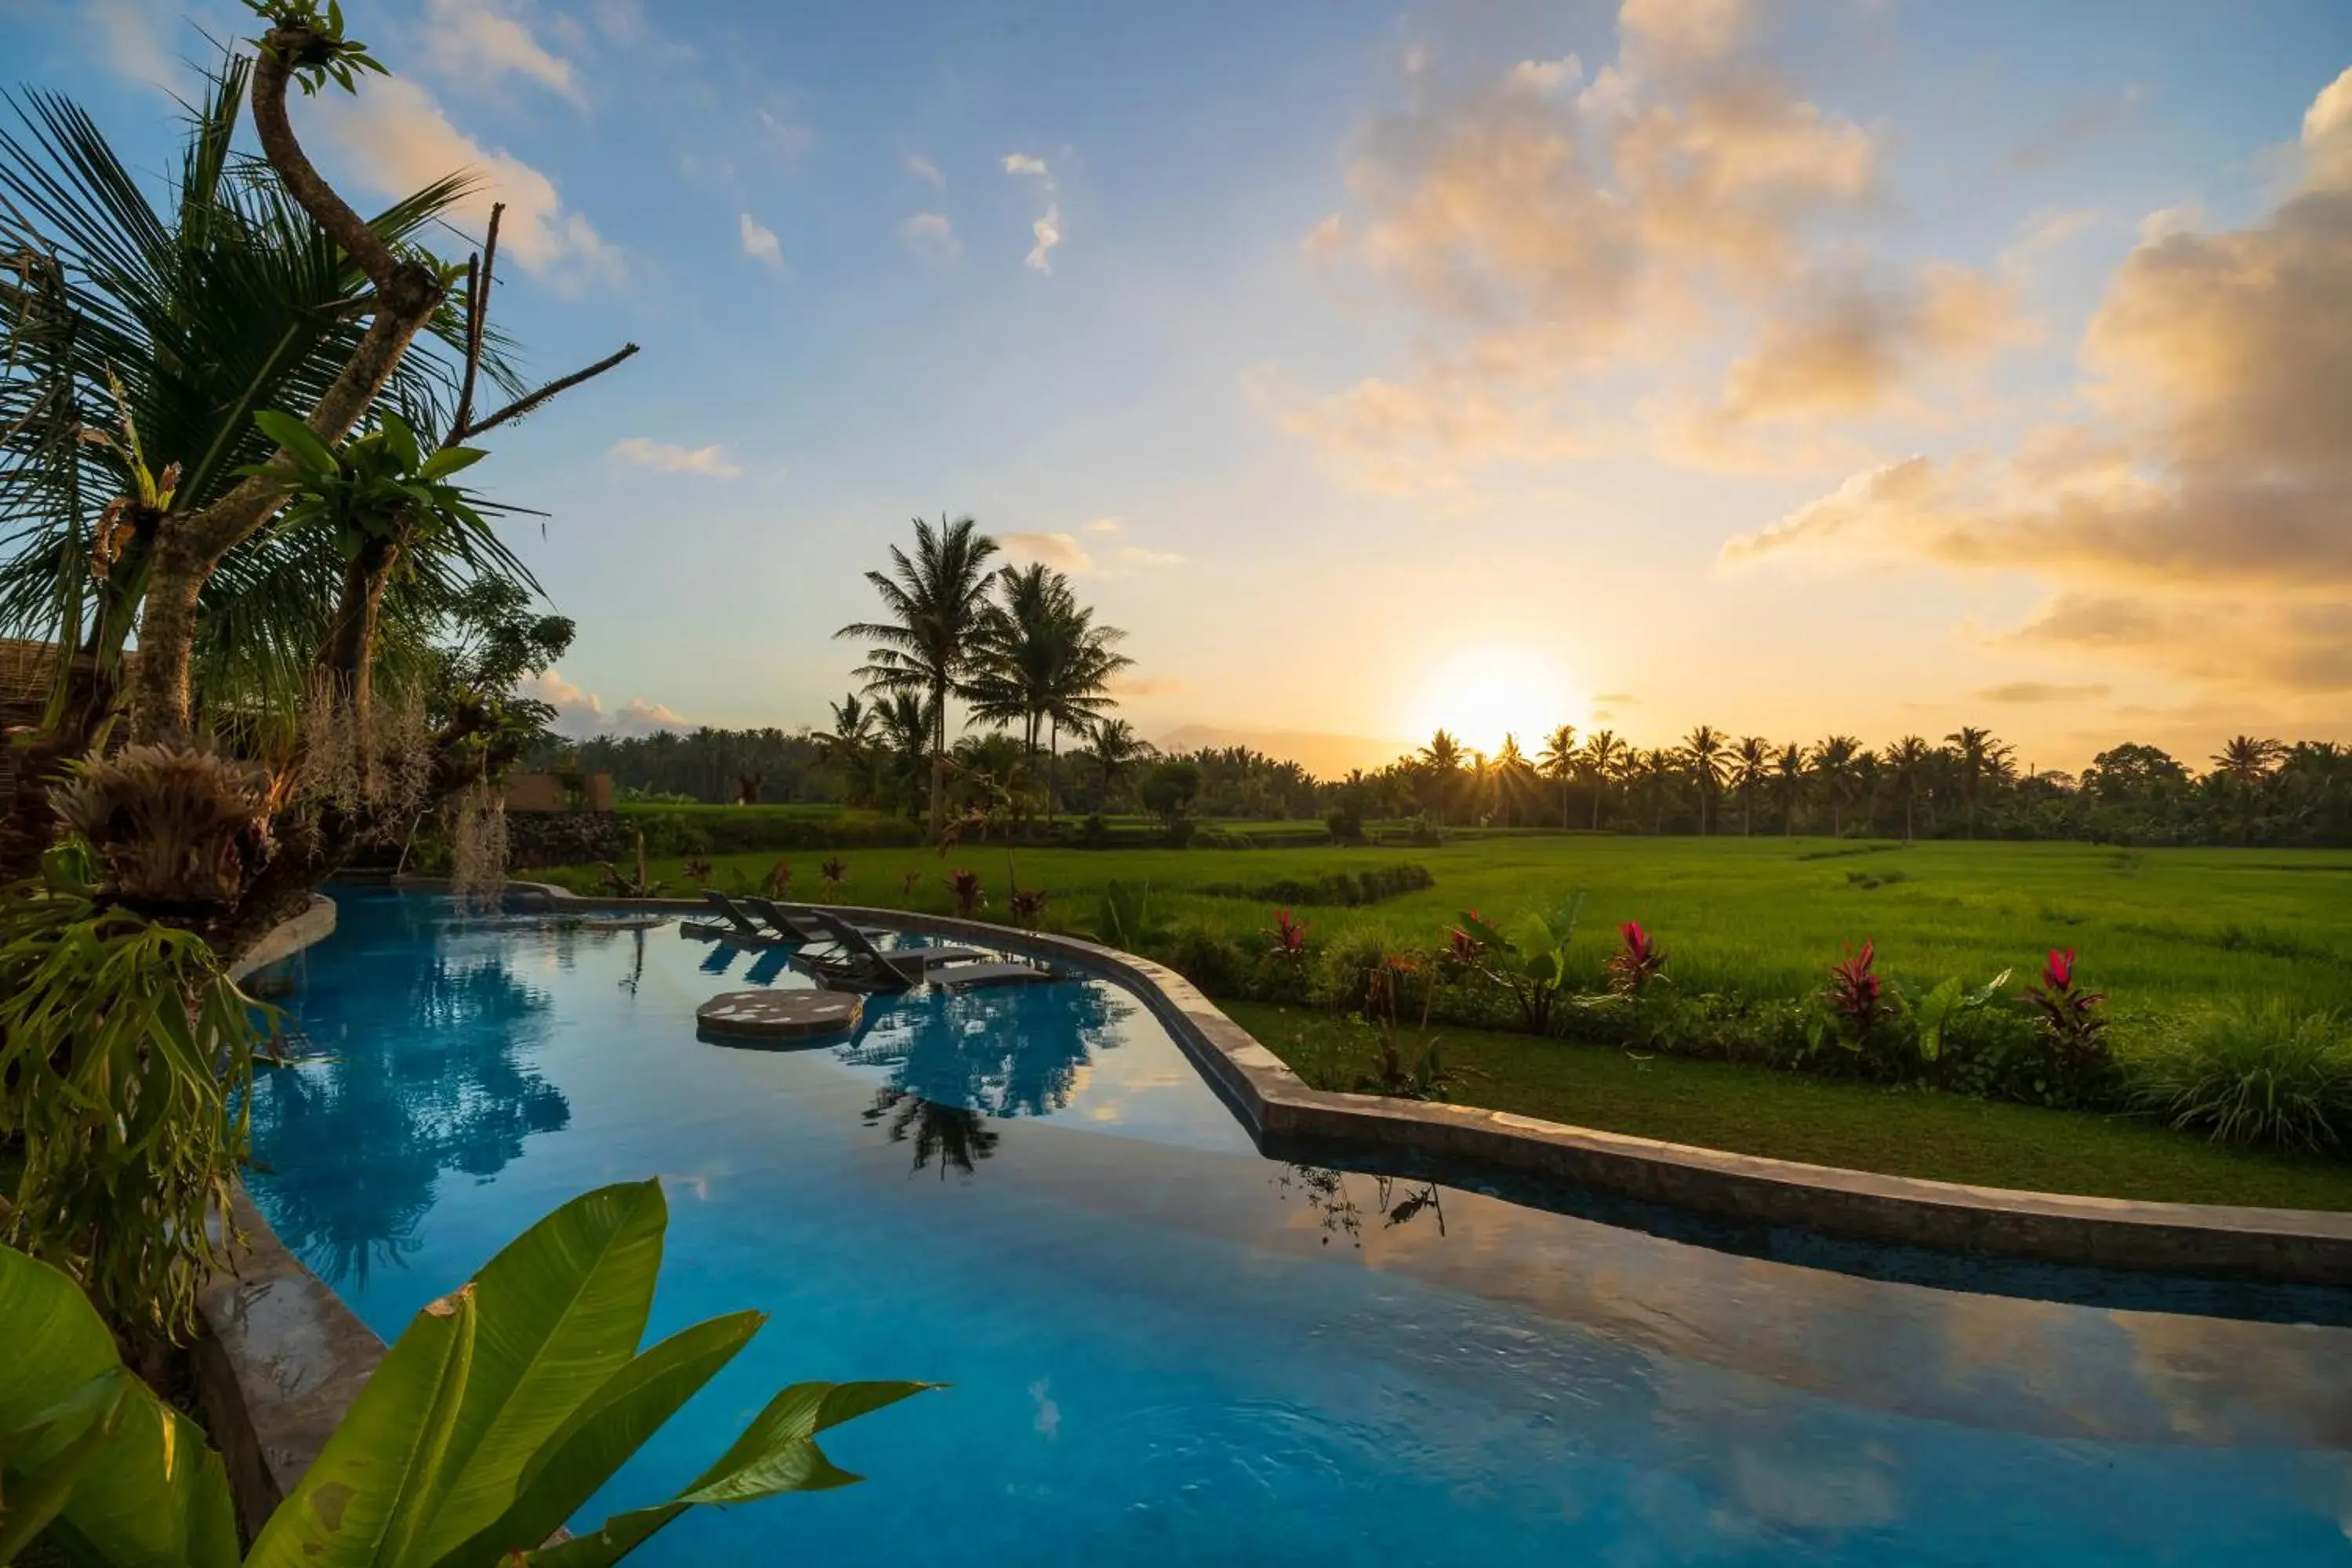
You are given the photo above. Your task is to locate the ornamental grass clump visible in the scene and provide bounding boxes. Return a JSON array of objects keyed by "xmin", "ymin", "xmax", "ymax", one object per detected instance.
[{"xmin": 2129, "ymin": 999, "xmax": 2352, "ymax": 1156}]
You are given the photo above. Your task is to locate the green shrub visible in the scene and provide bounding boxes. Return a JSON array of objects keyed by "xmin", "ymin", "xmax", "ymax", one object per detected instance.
[
  {"xmin": 1162, "ymin": 923, "xmax": 1245, "ymax": 994},
  {"xmin": 1198, "ymin": 862, "xmax": 1435, "ymax": 908},
  {"xmin": 1164, "ymin": 818, "xmax": 1198, "ymax": 849},
  {"xmin": 1078, "ymin": 813, "xmax": 1112, "ymax": 848},
  {"xmin": 2126, "ymin": 1000, "xmax": 2352, "ymax": 1155}
]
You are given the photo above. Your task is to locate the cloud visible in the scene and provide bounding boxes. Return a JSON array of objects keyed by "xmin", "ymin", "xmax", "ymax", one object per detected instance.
[
  {"xmin": 1109, "ymin": 674, "xmax": 1191, "ymax": 699},
  {"xmin": 905, "ymin": 152, "xmax": 944, "ymax": 188},
  {"xmin": 1508, "ymin": 56, "xmax": 1583, "ymax": 94},
  {"xmin": 608, "ymin": 437, "xmax": 742, "ymax": 477},
  {"xmin": 756, "ymin": 103, "xmax": 815, "ymax": 158},
  {"xmin": 1976, "ymin": 681, "xmax": 2114, "ymax": 705},
  {"xmin": 304, "ymin": 77, "xmax": 618, "ymax": 282},
  {"xmin": 1268, "ymin": 0, "xmax": 1919, "ymax": 491},
  {"xmin": 1999, "ymin": 87, "xmax": 2143, "ymax": 175},
  {"xmin": 1004, "ymin": 153, "xmax": 1063, "ymax": 271},
  {"xmin": 998, "ymin": 532, "xmax": 1093, "ymax": 572},
  {"xmin": 899, "ymin": 212, "xmax": 960, "ymax": 261},
  {"xmin": 998, "ymin": 527, "xmax": 1182, "ymax": 576},
  {"xmin": 1025, "ymin": 204, "xmax": 1063, "ymax": 271},
  {"xmin": 423, "ymin": 0, "xmax": 581, "ymax": 102},
  {"xmin": 89, "ymin": 0, "xmax": 178, "ymax": 88},
  {"xmin": 521, "ymin": 673, "xmax": 689, "ymax": 738},
  {"xmin": 739, "ymin": 212, "xmax": 783, "ymax": 268},
  {"xmin": 1726, "ymin": 69, "xmax": 2352, "ymax": 695}
]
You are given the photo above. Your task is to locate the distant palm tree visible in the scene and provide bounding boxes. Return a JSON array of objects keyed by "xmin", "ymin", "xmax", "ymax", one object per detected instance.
[
  {"xmin": 1493, "ymin": 733, "xmax": 1541, "ymax": 825},
  {"xmin": 1420, "ymin": 729, "xmax": 1465, "ymax": 824},
  {"xmin": 811, "ymin": 694, "xmax": 877, "ymax": 806},
  {"xmin": 966, "ymin": 562, "xmax": 1132, "ymax": 824},
  {"xmin": 1081, "ymin": 717, "xmax": 1150, "ymax": 808},
  {"xmin": 1579, "ymin": 729, "xmax": 1625, "ymax": 829},
  {"xmin": 2212, "ymin": 735, "xmax": 2286, "ymax": 843},
  {"xmin": 871, "ymin": 691, "xmax": 936, "ymax": 818},
  {"xmin": 1537, "ymin": 724, "xmax": 1578, "ymax": 829},
  {"xmin": 1732, "ymin": 736, "xmax": 1771, "ymax": 836},
  {"xmin": 1775, "ymin": 742, "xmax": 1806, "ymax": 835},
  {"xmin": 1681, "ymin": 724, "xmax": 1727, "ymax": 835},
  {"xmin": 1811, "ymin": 735, "xmax": 1863, "ymax": 837},
  {"xmin": 1636, "ymin": 749, "xmax": 1679, "ymax": 834},
  {"xmin": 837, "ymin": 515, "xmax": 1002, "ymax": 840},
  {"xmin": 1944, "ymin": 725, "xmax": 2010, "ymax": 840},
  {"xmin": 1885, "ymin": 734, "xmax": 1931, "ymax": 841}
]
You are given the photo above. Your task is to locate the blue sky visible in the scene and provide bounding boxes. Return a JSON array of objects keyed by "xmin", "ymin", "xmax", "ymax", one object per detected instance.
[{"xmin": 9, "ymin": 0, "xmax": 2352, "ymax": 772}]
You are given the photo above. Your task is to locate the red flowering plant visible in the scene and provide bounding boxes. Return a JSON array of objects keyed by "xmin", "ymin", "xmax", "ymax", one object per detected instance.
[
  {"xmin": 1441, "ymin": 910, "xmax": 1488, "ymax": 980},
  {"xmin": 945, "ymin": 868, "xmax": 986, "ymax": 918},
  {"xmin": 681, "ymin": 856, "xmax": 713, "ymax": 887},
  {"xmin": 1008, "ymin": 886, "xmax": 1050, "ymax": 931},
  {"xmin": 1604, "ymin": 920, "xmax": 1668, "ymax": 1000},
  {"xmin": 2024, "ymin": 947, "xmax": 2113, "ymax": 1096},
  {"xmin": 760, "ymin": 858, "xmax": 793, "ymax": 898},
  {"xmin": 899, "ymin": 870, "xmax": 922, "ymax": 900},
  {"xmin": 1266, "ymin": 909, "xmax": 1312, "ymax": 970},
  {"xmin": 1809, "ymin": 939, "xmax": 1888, "ymax": 1062},
  {"xmin": 818, "ymin": 858, "xmax": 849, "ymax": 900}
]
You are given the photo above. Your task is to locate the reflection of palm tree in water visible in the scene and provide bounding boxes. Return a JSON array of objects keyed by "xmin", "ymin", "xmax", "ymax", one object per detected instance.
[
  {"xmin": 862, "ymin": 1087, "xmax": 1001, "ymax": 1178},
  {"xmin": 250, "ymin": 949, "xmax": 569, "ymax": 1287},
  {"xmin": 839, "ymin": 982, "xmax": 1131, "ymax": 1120}
]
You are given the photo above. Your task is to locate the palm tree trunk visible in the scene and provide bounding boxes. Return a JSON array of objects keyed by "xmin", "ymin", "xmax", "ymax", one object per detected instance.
[
  {"xmin": 1047, "ymin": 720, "xmax": 1060, "ymax": 829},
  {"xmin": 928, "ymin": 679, "xmax": 948, "ymax": 840}
]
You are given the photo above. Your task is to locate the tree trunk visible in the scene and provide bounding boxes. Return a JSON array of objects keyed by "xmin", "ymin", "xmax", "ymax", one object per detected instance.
[{"xmin": 1047, "ymin": 720, "xmax": 1060, "ymax": 828}]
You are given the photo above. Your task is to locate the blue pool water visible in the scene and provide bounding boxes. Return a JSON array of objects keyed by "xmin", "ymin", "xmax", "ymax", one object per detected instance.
[{"xmin": 247, "ymin": 889, "xmax": 2352, "ymax": 1565}]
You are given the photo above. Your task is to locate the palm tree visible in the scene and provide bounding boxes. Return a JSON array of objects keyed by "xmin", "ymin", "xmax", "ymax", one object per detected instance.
[
  {"xmin": 1732, "ymin": 736, "xmax": 1771, "ymax": 836},
  {"xmin": 1537, "ymin": 724, "xmax": 1578, "ymax": 829},
  {"xmin": 1636, "ymin": 748, "xmax": 1679, "ymax": 834},
  {"xmin": 1885, "ymin": 735, "xmax": 1931, "ymax": 841},
  {"xmin": 964, "ymin": 563, "xmax": 1131, "ymax": 824},
  {"xmin": 1080, "ymin": 717, "xmax": 1150, "ymax": 808},
  {"xmin": 837, "ymin": 515, "xmax": 1002, "ymax": 840},
  {"xmin": 1944, "ymin": 725, "xmax": 2010, "ymax": 840},
  {"xmin": 1419, "ymin": 729, "xmax": 1465, "ymax": 825},
  {"xmin": 811, "ymin": 693, "xmax": 877, "ymax": 804},
  {"xmin": 1681, "ymin": 724, "xmax": 1727, "ymax": 835},
  {"xmin": 870, "ymin": 691, "xmax": 936, "ymax": 819},
  {"xmin": 1775, "ymin": 742, "xmax": 1806, "ymax": 835},
  {"xmin": 1579, "ymin": 729, "xmax": 1625, "ymax": 829},
  {"xmin": 1492, "ymin": 733, "xmax": 1541, "ymax": 826},
  {"xmin": 2212, "ymin": 735, "xmax": 2286, "ymax": 844},
  {"xmin": 1810, "ymin": 735, "xmax": 1862, "ymax": 837}
]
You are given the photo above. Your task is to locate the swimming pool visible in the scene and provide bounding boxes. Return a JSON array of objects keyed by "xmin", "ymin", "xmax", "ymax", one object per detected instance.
[{"xmin": 245, "ymin": 888, "xmax": 2352, "ymax": 1565}]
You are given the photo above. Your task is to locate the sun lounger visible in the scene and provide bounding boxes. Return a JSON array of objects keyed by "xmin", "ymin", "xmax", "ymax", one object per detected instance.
[
  {"xmin": 789, "ymin": 910, "xmax": 1000, "ymax": 991},
  {"xmin": 744, "ymin": 897, "xmax": 889, "ymax": 945},
  {"xmin": 681, "ymin": 891, "xmax": 789, "ymax": 946}
]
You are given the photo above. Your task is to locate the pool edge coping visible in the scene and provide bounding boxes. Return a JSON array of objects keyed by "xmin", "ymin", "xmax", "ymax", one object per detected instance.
[
  {"xmin": 199, "ymin": 893, "xmax": 388, "ymax": 1538},
  {"xmin": 497, "ymin": 879, "xmax": 2352, "ymax": 1287}
]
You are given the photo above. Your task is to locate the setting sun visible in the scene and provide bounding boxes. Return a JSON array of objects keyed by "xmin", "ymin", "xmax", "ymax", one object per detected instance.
[{"xmin": 1405, "ymin": 648, "xmax": 1582, "ymax": 757}]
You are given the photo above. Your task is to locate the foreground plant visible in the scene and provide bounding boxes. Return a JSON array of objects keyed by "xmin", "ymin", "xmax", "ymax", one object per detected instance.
[
  {"xmin": 0, "ymin": 862, "xmax": 265, "ymax": 1347},
  {"xmin": 1605, "ymin": 920, "xmax": 1668, "ymax": 1000},
  {"xmin": 819, "ymin": 857, "xmax": 850, "ymax": 899},
  {"xmin": 1457, "ymin": 892, "xmax": 1587, "ymax": 1033},
  {"xmin": 2024, "ymin": 946, "xmax": 2114, "ymax": 1098},
  {"xmin": 946, "ymin": 866, "xmax": 985, "ymax": 918},
  {"xmin": 1007, "ymin": 885, "xmax": 1049, "ymax": 931},
  {"xmin": 0, "ymin": 1179, "xmax": 931, "ymax": 1565},
  {"xmin": 1265, "ymin": 909, "xmax": 1311, "ymax": 971}
]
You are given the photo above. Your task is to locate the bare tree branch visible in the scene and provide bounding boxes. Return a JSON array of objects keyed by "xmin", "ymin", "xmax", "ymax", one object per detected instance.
[
  {"xmin": 454, "ymin": 343, "xmax": 640, "ymax": 442},
  {"xmin": 450, "ymin": 201, "xmax": 503, "ymax": 440}
]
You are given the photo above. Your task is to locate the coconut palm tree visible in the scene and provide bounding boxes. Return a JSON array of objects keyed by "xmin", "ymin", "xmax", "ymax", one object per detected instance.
[
  {"xmin": 837, "ymin": 515, "xmax": 1002, "ymax": 840},
  {"xmin": 1537, "ymin": 724, "xmax": 1578, "ymax": 829},
  {"xmin": 1492, "ymin": 733, "xmax": 1541, "ymax": 826},
  {"xmin": 1885, "ymin": 734, "xmax": 1931, "ymax": 841},
  {"xmin": 1419, "ymin": 729, "xmax": 1465, "ymax": 825},
  {"xmin": 1944, "ymin": 725, "xmax": 2011, "ymax": 840},
  {"xmin": 964, "ymin": 563, "xmax": 1131, "ymax": 823},
  {"xmin": 1635, "ymin": 748, "xmax": 1679, "ymax": 834},
  {"xmin": 2212, "ymin": 735, "xmax": 2286, "ymax": 843},
  {"xmin": 1579, "ymin": 729, "xmax": 1624, "ymax": 829},
  {"xmin": 1775, "ymin": 742, "xmax": 1806, "ymax": 835},
  {"xmin": 811, "ymin": 693, "xmax": 877, "ymax": 804},
  {"xmin": 1732, "ymin": 735, "xmax": 1771, "ymax": 836},
  {"xmin": 1681, "ymin": 724, "xmax": 1727, "ymax": 835},
  {"xmin": 1810, "ymin": 735, "xmax": 1864, "ymax": 837},
  {"xmin": 870, "ymin": 691, "xmax": 936, "ymax": 819},
  {"xmin": 1080, "ymin": 717, "xmax": 1150, "ymax": 808}
]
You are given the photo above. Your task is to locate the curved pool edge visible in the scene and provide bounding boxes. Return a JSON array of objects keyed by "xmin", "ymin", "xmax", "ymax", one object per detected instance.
[
  {"xmin": 502, "ymin": 880, "xmax": 2352, "ymax": 1288},
  {"xmin": 202, "ymin": 895, "xmax": 393, "ymax": 1537}
]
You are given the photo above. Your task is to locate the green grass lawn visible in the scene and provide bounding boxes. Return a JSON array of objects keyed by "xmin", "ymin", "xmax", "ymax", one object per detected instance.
[
  {"xmin": 538, "ymin": 832, "xmax": 2352, "ymax": 1022},
  {"xmin": 1222, "ymin": 1000, "xmax": 2352, "ymax": 1211}
]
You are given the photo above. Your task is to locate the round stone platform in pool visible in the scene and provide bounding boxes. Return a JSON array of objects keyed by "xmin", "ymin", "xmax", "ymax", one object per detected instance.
[
  {"xmin": 696, "ymin": 987, "xmax": 864, "ymax": 1042},
  {"xmin": 244, "ymin": 887, "xmax": 2352, "ymax": 1567}
]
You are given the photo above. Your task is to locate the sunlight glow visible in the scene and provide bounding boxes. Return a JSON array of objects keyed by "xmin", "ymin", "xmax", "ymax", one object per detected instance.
[{"xmin": 1404, "ymin": 648, "xmax": 1582, "ymax": 757}]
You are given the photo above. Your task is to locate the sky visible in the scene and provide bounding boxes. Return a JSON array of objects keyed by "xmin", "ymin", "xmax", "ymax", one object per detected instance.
[{"xmin": 7, "ymin": 0, "xmax": 2352, "ymax": 775}]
